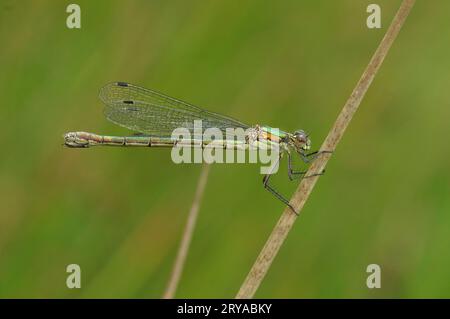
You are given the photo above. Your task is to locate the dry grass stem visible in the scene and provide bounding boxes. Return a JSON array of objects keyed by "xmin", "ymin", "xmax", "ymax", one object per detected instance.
[
  {"xmin": 163, "ymin": 164, "xmax": 211, "ymax": 299},
  {"xmin": 236, "ymin": 0, "xmax": 415, "ymax": 299}
]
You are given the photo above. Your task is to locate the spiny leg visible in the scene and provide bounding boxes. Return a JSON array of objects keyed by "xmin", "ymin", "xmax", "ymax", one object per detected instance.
[
  {"xmin": 263, "ymin": 174, "xmax": 298, "ymax": 215},
  {"xmin": 262, "ymin": 155, "xmax": 298, "ymax": 215},
  {"xmin": 287, "ymin": 151, "xmax": 333, "ymax": 181}
]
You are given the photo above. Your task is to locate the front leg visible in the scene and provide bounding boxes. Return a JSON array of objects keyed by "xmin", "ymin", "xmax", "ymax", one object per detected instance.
[
  {"xmin": 300, "ymin": 150, "xmax": 333, "ymax": 163},
  {"xmin": 290, "ymin": 151, "xmax": 331, "ymax": 180}
]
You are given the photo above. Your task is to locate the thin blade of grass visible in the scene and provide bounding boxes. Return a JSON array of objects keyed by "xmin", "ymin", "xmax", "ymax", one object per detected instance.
[{"xmin": 163, "ymin": 164, "xmax": 211, "ymax": 299}]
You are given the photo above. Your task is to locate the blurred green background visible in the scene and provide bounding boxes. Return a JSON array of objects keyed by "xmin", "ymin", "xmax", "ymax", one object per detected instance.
[{"xmin": 0, "ymin": 0, "xmax": 449, "ymax": 298}]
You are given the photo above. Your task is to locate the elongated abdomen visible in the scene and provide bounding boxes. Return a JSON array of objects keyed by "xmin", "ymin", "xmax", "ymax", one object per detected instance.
[{"xmin": 63, "ymin": 131, "xmax": 250, "ymax": 149}]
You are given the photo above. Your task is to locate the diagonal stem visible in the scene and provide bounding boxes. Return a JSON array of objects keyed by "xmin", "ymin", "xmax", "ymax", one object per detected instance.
[{"xmin": 236, "ymin": 0, "xmax": 416, "ymax": 299}]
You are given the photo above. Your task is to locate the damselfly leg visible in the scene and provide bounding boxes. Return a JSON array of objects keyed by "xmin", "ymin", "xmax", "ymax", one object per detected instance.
[
  {"xmin": 263, "ymin": 155, "xmax": 298, "ymax": 215},
  {"xmin": 287, "ymin": 152, "xmax": 307, "ymax": 181},
  {"xmin": 264, "ymin": 150, "xmax": 334, "ymax": 214},
  {"xmin": 300, "ymin": 150, "xmax": 333, "ymax": 163},
  {"xmin": 287, "ymin": 151, "xmax": 333, "ymax": 180}
]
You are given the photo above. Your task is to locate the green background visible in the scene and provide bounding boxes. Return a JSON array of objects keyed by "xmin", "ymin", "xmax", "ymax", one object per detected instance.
[{"xmin": 0, "ymin": 0, "xmax": 449, "ymax": 298}]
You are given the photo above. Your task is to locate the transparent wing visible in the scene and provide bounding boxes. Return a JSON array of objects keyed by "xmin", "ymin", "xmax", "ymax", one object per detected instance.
[{"xmin": 99, "ymin": 82, "xmax": 250, "ymax": 136}]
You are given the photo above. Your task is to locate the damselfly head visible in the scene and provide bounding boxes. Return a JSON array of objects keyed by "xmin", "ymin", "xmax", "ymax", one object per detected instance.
[{"xmin": 293, "ymin": 130, "xmax": 311, "ymax": 152}]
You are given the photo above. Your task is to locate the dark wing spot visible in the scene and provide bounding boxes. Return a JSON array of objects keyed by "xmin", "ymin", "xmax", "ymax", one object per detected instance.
[
  {"xmin": 123, "ymin": 100, "xmax": 134, "ymax": 104},
  {"xmin": 117, "ymin": 82, "xmax": 129, "ymax": 87}
]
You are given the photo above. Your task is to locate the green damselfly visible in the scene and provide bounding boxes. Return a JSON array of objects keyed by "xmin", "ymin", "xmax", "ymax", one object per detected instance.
[{"xmin": 64, "ymin": 82, "xmax": 322, "ymax": 213}]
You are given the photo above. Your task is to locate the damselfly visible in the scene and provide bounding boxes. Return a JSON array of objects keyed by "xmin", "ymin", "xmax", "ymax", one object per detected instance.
[{"xmin": 64, "ymin": 82, "xmax": 322, "ymax": 213}]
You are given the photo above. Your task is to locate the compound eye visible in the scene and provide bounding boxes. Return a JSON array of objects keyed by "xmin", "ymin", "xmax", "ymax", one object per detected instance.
[{"xmin": 294, "ymin": 131, "xmax": 307, "ymax": 143}]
